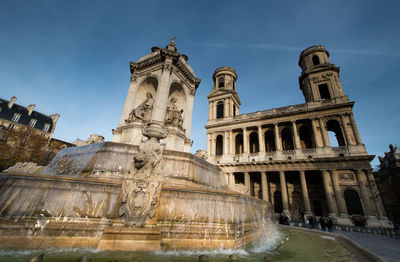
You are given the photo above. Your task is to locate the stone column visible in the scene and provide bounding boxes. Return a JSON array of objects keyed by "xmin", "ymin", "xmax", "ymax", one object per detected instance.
[
  {"xmin": 279, "ymin": 171, "xmax": 290, "ymax": 215},
  {"xmin": 207, "ymin": 133, "xmax": 211, "ymax": 155},
  {"xmin": 210, "ymin": 133, "xmax": 215, "ymax": 156},
  {"xmin": 311, "ymin": 118, "xmax": 322, "ymax": 147},
  {"xmin": 230, "ymin": 173, "xmax": 235, "ymax": 185},
  {"xmin": 292, "ymin": 121, "xmax": 301, "ymax": 149},
  {"xmin": 299, "ymin": 171, "xmax": 312, "ymax": 216},
  {"xmin": 340, "ymin": 114, "xmax": 352, "ymax": 145},
  {"xmin": 224, "ymin": 98, "xmax": 229, "ymax": 117},
  {"xmin": 330, "ymin": 170, "xmax": 347, "ymax": 217},
  {"xmin": 319, "ymin": 118, "xmax": 330, "ymax": 147},
  {"xmin": 274, "ymin": 123, "xmax": 282, "ymax": 151},
  {"xmin": 355, "ymin": 169, "xmax": 375, "ymax": 217},
  {"xmin": 258, "ymin": 126, "xmax": 265, "ymax": 152},
  {"xmin": 261, "ymin": 172, "xmax": 269, "ymax": 202},
  {"xmin": 321, "ymin": 170, "xmax": 337, "ymax": 217},
  {"xmin": 224, "ymin": 131, "xmax": 229, "ymax": 156},
  {"xmin": 224, "ymin": 172, "xmax": 229, "ymax": 185},
  {"xmin": 349, "ymin": 113, "xmax": 362, "ymax": 145},
  {"xmin": 244, "ymin": 172, "xmax": 251, "ymax": 195},
  {"xmin": 208, "ymin": 102, "xmax": 213, "ymax": 120},
  {"xmin": 230, "ymin": 130, "xmax": 234, "ymax": 155},
  {"xmin": 365, "ymin": 169, "xmax": 387, "ymax": 217},
  {"xmin": 243, "ymin": 128, "xmax": 248, "ymax": 153}
]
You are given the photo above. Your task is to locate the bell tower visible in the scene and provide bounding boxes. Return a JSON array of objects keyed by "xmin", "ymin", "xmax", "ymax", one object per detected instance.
[
  {"xmin": 298, "ymin": 45, "xmax": 348, "ymax": 103},
  {"xmin": 207, "ymin": 66, "xmax": 241, "ymax": 121}
]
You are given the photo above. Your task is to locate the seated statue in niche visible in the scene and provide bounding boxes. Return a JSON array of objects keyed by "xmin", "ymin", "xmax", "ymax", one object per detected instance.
[
  {"xmin": 126, "ymin": 92, "xmax": 154, "ymax": 123},
  {"xmin": 165, "ymin": 97, "xmax": 184, "ymax": 128}
]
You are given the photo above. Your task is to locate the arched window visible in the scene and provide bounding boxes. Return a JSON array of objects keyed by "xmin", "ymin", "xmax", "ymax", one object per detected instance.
[
  {"xmin": 318, "ymin": 84, "xmax": 331, "ymax": 100},
  {"xmin": 218, "ymin": 76, "xmax": 225, "ymax": 88},
  {"xmin": 327, "ymin": 120, "xmax": 345, "ymax": 147},
  {"xmin": 344, "ymin": 189, "xmax": 364, "ymax": 215},
  {"xmin": 264, "ymin": 129, "xmax": 276, "ymax": 152},
  {"xmin": 249, "ymin": 132, "xmax": 259, "ymax": 153},
  {"xmin": 312, "ymin": 55, "xmax": 320, "ymax": 66},
  {"xmin": 299, "ymin": 125, "xmax": 314, "ymax": 149},
  {"xmin": 235, "ymin": 134, "xmax": 243, "ymax": 154},
  {"xmin": 274, "ymin": 191, "xmax": 283, "ymax": 213},
  {"xmin": 216, "ymin": 101, "xmax": 224, "ymax": 119},
  {"xmin": 216, "ymin": 135, "xmax": 223, "ymax": 156},
  {"xmin": 281, "ymin": 127, "xmax": 294, "ymax": 150}
]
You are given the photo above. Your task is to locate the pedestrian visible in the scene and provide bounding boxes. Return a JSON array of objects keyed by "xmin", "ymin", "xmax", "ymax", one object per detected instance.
[
  {"xmin": 327, "ymin": 217, "xmax": 333, "ymax": 232},
  {"xmin": 319, "ymin": 217, "xmax": 326, "ymax": 231}
]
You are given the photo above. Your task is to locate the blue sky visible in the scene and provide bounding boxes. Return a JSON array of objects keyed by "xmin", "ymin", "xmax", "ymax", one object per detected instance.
[{"xmin": 1, "ymin": 0, "xmax": 399, "ymax": 167}]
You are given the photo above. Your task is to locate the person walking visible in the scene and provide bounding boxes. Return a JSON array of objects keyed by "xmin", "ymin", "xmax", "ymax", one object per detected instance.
[
  {"xmin": 319, "ymin": 217, "xmax": 326, "ymax": 231},
  {"xmin": 327, "ymin": 217, "xmax": 333, "ymax": 232}
]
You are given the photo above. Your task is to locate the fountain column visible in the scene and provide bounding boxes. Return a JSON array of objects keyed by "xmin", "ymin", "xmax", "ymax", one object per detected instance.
[
  {"xmin": 279, "ymin": 171, "xmax": 290, "ymax": 215},
  {"xmin": 299, "ymin": 171, "xmax": 312, "ymax": 216},
  {"xmin": 244, "ymin": 172, "xmax": 250, "ymax": 195}
]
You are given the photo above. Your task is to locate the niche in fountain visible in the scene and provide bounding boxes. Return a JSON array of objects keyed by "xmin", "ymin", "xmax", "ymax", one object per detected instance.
[{"xmin": 0, "ymin": 38, "xmax": 276, "ymax": 251}]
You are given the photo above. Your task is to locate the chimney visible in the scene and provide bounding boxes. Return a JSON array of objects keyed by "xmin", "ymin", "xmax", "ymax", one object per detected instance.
[
  {"xmin": 7, "ymin": 96, "xmax": 17, "ymax": 109},
  {"xmin": 27, "ymin": 104, "xmax": 36, "ymax": 115},
  {"xmin": 50, "ymin": 113, "xmax": 60, "ymax": 124}
]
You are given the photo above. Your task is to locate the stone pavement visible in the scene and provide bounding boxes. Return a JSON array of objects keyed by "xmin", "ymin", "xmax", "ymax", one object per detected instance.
[{"xmin": 332, "ymin": 230, "xmax": 400, "ymax": 262}]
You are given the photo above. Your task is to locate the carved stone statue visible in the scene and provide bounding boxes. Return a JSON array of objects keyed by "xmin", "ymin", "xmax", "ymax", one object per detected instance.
[
  {"xmin": 126, "ymin": 92, "xmax": 154, "ymax": 123},
  {"xmin": 165, "ymin": 97, "xmax": 184, "ymax": 128},
  {"xmin": 119, "ymin": 141, "xmax": 164, "ymax": 227}
]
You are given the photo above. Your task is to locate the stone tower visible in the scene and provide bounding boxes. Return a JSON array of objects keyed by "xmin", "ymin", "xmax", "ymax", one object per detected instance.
[
  {"xmin": 112, "ymin": 38, "xmax": 201, "ymax": 152},
  {"xmin": 207, "ymin": 66, "xmax": 241, "ymax": 120},
  {"xmin": 298, "ymin": 45, "xmax": 347, "ymax": 104}
]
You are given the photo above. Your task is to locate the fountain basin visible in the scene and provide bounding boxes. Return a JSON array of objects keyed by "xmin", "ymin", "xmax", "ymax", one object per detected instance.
[{"xmin": 0, "ymin": 142, "xmax": 275, "ymax": 251}]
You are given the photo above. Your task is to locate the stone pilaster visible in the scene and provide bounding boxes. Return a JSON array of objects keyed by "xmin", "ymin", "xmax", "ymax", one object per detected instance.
[
  {"xmin": 340, "ymin": 114, "xmax": 352, "ymax": 145},
  {"xmin": 349, "ymin": 113, "xmax": 362, "ymax": 145},
  {"xmin": 330, "ymin": 170, "xmax": 347, "ymax": 217},
  {"xmin": 365, "ymin": 169, "xmax": 387, "ymax": 218},
  {"xmin": 355, "ymin": 169, "xmax": 374, "ymax": 218}
]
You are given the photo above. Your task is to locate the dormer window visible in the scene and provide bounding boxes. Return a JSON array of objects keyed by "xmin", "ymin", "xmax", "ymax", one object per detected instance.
[
  {"xmin": 43, "ymin": 123, "xmax": 50, "ymax": 132},
  {"xmin": 29, "ymin": 119, "xmax": 37, "ymax": 127},
  {"xmin": 11, "ymin": 113, "xmax": 21, "ymax": 122},
  {"xmin": 312, "ymin": 55, "xmax": 320, "ymax": 66}
]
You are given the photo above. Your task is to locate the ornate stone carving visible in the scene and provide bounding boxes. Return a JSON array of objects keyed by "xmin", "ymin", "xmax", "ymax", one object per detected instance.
[
  {"xmin": 119, "ymin": 180, "xmax": 161, "ymax": 227},
  {"xmin": 119, "ymin": 140, "xmax": 164, "ymax": 227},
  {"xmin": 165, "ymin": 97, "xmax": 184, "ymax": 128},
  {"xmin": 339, "ymin": 173, "xmax": 354, "ymax": 180},
  {"xmin": 126, "ymin": 92, "xmax": 154, "ymax": 124},
  {"xmin": 4, "ymin": 162, "xmax": 43, "ymax": 173}
]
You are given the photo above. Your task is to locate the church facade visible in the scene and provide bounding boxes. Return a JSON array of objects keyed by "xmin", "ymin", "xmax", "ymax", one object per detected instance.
[{"xmin": 205, "ymin": 45, "xmax": 391, "ymax": 227}]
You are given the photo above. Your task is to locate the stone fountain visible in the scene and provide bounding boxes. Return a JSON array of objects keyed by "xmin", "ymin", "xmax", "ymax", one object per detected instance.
[{"xmin": 0, "ymin": 38, "xmax": 276, "ymax": 251}]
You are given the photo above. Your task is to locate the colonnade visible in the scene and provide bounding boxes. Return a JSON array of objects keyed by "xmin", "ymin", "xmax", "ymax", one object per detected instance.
[
  {"xmin": 208, "ymin": 113, "xmax": 363, "ymax": 157},
  {"xmin": 225, "ymin": 168, "xmax": 383, "ymax": 219}
]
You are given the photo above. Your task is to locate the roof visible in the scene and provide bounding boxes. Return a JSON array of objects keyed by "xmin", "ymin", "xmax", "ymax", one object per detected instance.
[{"xmin": 0, "ymin": 98, "xmax": 54, "ymax": 133}]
